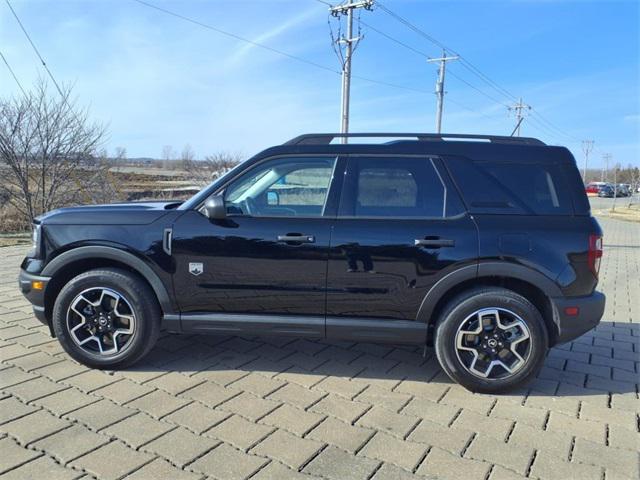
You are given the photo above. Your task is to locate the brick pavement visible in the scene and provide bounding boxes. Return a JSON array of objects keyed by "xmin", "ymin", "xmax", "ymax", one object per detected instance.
[{"xmin": 0, "ymin": 215, "xmax": 638, "ymax": 479}]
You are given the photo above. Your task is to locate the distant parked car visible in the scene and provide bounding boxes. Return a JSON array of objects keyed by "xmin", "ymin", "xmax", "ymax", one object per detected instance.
[
  {"xmin": 617, "ymin": 184, "xmax": 631, "ymax": 197},
  {"xmin": 598, "ymin": 185, "xmax": 615, "ymax": 197},
  {"xmin": 585, "ymin": 182, "xmax": 606, "ymax": 195}
]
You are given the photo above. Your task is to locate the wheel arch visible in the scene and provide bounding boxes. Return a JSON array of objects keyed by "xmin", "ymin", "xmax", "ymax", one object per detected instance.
[
  {"xmin": 419, "ymin": 262, "xmax": 560, "ymax": 346},
  {"xmin": 42, "ymin": 246, "xmax": 173, "ymax": 325}
]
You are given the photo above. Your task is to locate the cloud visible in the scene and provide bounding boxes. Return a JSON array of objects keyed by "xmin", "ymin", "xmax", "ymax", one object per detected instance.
[{"xmin": 224, "ymin": 5, "xmax": 319, "ymax": 69}]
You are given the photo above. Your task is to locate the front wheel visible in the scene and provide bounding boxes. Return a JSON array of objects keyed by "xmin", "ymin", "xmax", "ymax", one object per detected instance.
[
  {"xmin": 52, "ymin": 268, "xmax": 160, "ymax": 369},
  {"xmin": 434, "ymin": 287, "xmax": 548, "ymax": 393}
]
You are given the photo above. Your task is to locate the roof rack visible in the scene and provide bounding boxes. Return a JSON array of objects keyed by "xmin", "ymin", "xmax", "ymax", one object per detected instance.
[{"xmin": 284, "ymin": 133, "xmax": 546, "ymax": 146}]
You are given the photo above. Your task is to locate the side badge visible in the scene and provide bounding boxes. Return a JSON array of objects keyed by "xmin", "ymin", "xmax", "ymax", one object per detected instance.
[{"xmin": 189, "ymin": 262, "xmax": 204, "ymax": 276}]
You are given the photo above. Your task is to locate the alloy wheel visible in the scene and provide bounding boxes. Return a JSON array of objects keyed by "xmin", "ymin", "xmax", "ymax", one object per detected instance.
[
  {"xmin": 66, "ymin": 287, "xmax": 136, "ymax": 356},
  {"xmin": 454, "ymin": 307, "xmax": 531, "ymax": 379}
]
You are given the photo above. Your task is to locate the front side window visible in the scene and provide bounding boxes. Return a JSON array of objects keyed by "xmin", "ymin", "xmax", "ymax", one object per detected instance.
[
  {"xmin": 223, "ymin": 156, "xmax": 336, "ymax": 217},
  {"xmin": 340, "ymin": 157, "xmax": 446, "ymax": 218}
]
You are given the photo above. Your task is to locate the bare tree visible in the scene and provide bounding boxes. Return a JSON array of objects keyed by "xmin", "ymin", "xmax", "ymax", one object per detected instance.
[
  {"xmin": 180, "ymin": 144, "xmax": 195, "ymax": 166},
  {"xmin": 183, "ymin": 151, "xmax": 243, "ymax": 187},
  {"xmin": 0, "ymin": 79, "xmax": 108, "ymax": 224},
  {"xmin": 114, "ymin": 146, "xmax": 127, "ymax": 162}
]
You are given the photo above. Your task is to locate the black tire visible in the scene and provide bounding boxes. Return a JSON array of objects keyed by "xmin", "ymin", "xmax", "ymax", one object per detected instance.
[
  {"xmin": 434, "ymin": 287, "xmax": 548, "ymax": 394},
  {"xmin": 52, "ymin": 268, "xmax": 160, "ymax": 369}
]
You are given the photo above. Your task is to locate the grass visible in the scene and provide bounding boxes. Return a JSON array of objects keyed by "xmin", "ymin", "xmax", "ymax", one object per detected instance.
[{"xmin": 596, "ymin": 202, "xmax": 640, "ymax": 223}]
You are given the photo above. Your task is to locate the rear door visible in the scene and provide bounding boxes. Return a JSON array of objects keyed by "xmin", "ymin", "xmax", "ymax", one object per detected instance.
[{"xmin": 325, "ymin": 155, "xmax": 478, "ymax": 341}]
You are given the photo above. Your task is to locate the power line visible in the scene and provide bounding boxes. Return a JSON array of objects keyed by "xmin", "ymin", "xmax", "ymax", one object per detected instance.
[
  {"xmin": 4, "ymin": 0, "xmax": 66, "ymax": 100},
  {"xmin": 0, "ymin": 49, "xmax": 27, "ymax": 97},
  {"xmin": 132, "ymin": 0, "xmax": 444, "ymax": 99}
]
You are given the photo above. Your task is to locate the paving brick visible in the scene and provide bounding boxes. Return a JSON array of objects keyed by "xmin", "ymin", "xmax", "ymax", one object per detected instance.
[
  {"xmin": 4, "ymin": 376, "xmax": 68, "ymax": 402},
  {"xmin": 33, "ymin": 359, "xmax": 88, "ymax": 382},
  {"xmin": 6, "ymin": 351, "xmax": 62, "ymax": 372},
  {"xmin": 92, "ymin": 378, "xmax": 155, "ymax": 404},
  {"xmin": 407, "ymin": 419, "xmax": 474, "ymax": 454},
  {"xmin": 70, "ymin": 441, "xmax": 154, "ymax": 480},
  {"xmin": 306, "ymin": 416, "xmax": 373, "ymax": 453},
  {"xmin": 400, "ymin": 397, "xmax": 460, "ymax": 426},
  {"xmin": 608, "ymin": 424, "xmax": 640, "ymax": 451},
  {"xmin": 313, "ymin": 375, "xmax": 367, "ymax": 398},
  {"xmin": 508, "ymin": 423, "xmax": 572, "ymax": 460},
  {"xmin": 525, "ymin": 394, "xmax": 580, "ymax": 417},
  {"xmin": 32, "ymin": 387, "xmax": 98, "ymax": 416},
  {"xmin": 250, "ymin": 460, "xmax": 313, "ymax": 480},
  {"xmin": 0, "ymin": 344, "xmax": 35, "ymax": 362},
  {"xmin": 416, "ymin": 447, "xmax": 491, "ymax": 480},
  {"xmin": 451, "ymin": 409, "xmax": 513, "ymax": 442},
  {"xmin": 251, "ymin": 429, "xmax": 324, "ymax": 469},
  {"xmin": 32, "ymin": 424, "xmax": 110, "ymax": 464},
  {"xmin": 357, "ymin": 405, "xmax": 420, "ymax": 437},
  {"xmin": 310, "ymin": 393, "xmax": 370, "ymax": 423},
  {"xmin": 208, "ymin": 414, "xmax": 274, "ymax": 450},
  {"xmin": 0, "ymin": 396, "xmax": 38, "ymax": 425},
  {"xmin": 144, "ymin": 371, "xmax": 207, "ymax": 395},
  {"xmin": 488, "ymin": 465, "xmax": 528, "ymax": 480},
  {"xmin": 219, "ymin": 391, "xmax": 281, "ymax": 421},
  {"xmin": 0, "ymin": 366, "xmax": 38, "ymax": 389},
  {"xmin": 546, "ymin": 411, "xmax": 607, "ymax": 444},
  {"xmin": 164, "ymin": 402, "xmax": 230, "ymax": 434},
  {"xmin": 0, "ymin": 436, "xmax": 42, "ymax": 475},
  {"xmin": 62, "ymin": 369, "xmax": 119, "ymax": 392},
  {"xmin": 465, "ymin": 434, "xmax": 534, "ymax": 475},
  {"xmin": 573, "ymin": 437, "xmax": 640, "ymax": 478},
  {"xmin": 359, "ymin": 431, "xmax": 427, "ymax": 471},
  {"xmin": 266, "ymin": 381, "xmax": 325, "ymax": 409},
  {"xmin": 371, "ymin": 462, "xmax": 429, "ymax": 480},
  {"xmin": 489, "ymin": 399, "xmax": 548, "ymax": 429},
  {"xmin": 103, "ymin": 412, "xmax": 175, "ymax": 449},
  {"xmin": 227, "ymin": 372, "xmax": 285, "ymax": 396},
  {"xmin": 580, "ymin": 402, "xmax": 638, "ymax": 429},
  {"xmin": 529, "ymin": 452, "xmax": 603, "ymax": 480},
  {"xmin": 190, "ymin": 442, "xmax": 268, "ymax": 480},
  {"xmin": 355, "ymin": 384, "xmax": 412, "ymax": 411},
  {"xmin": 440, "ymin": 388, "xmax": 495, "ymax": 415},
  {"xmin": 144, "ymin": 426, "xmax": 218, "ymax": 467},
  {"xmin": 1, "ymin": 455, "xmax": 82, "ymax": 480},
  {"xmin": 179, "ymin": 380, "xmax": 240, "ymax": 406},
  {"xmin": 125, "ymin": 457, "xmax": 204, "ymax": 480},
  {"xmin": 260, "ymin": 403, "xmax": 324, "ymax": 435},
  {"xmin": 1, "ymin": 409, "xmax": 71, "ymax": 445},
  {"xmin": 125, "ymin": 388, "xmax": 190, "ymax": 418},
  {"xmin": 304, "ymin": 445, "xmax": 379, "ymax": 480},
  {"xmin": 65, "ymin": 398, "xmax": 135, "ymax": 430}
]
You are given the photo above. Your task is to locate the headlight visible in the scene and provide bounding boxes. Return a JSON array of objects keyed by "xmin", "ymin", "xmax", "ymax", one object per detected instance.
[{"xmin": 31, "ymin": 224, "xmax": 42, "ymax": 257}]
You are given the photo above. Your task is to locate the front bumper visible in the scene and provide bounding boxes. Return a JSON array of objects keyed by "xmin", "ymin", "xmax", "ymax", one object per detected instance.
[
  {"xmin": 18, "ymin": 269, "xmax": 51, "ymax": 325},
  {"xmin": 551, "ymin": 291, "xmax": 605, "ymax": 344}
]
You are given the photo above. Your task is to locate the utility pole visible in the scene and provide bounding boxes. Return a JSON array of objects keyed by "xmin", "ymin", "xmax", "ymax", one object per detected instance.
[
  {"xmin": 508, "ymin": 98, "xmax": 531, "ymax": 137},
  {"xmin": 427, "ymin": 50, "xmax": 459, "ymax": 133},
  {"xmin": 329, "ymin": 0, "xmax": 374, "ymax": 142},
  {"xmin": 601, "ymin": 153, "xmax": 611, "ymax": 182},
  {"xmin": 581, "ymin": 140, "xmax": 594, "ymax": 184}
]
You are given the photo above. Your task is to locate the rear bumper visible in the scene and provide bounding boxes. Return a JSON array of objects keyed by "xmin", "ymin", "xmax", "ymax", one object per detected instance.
[
  {"xmin": 18, "ymin": 269, "xmax": 50, "ymax": 326},
  {"xmin": 551, "ymin": 291, "xmax": 605, "ymax": 344}
]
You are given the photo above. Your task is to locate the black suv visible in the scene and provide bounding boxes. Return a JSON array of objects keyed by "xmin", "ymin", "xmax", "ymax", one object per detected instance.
[{"xmin": 19, "ymin": 133, "xmax": 605, "ymax": 393}]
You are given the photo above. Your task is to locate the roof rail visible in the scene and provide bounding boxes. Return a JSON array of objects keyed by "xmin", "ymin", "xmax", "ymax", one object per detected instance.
[{"xmin": 284, "ymin": 133, "xmax": 546, "ymax": 146}]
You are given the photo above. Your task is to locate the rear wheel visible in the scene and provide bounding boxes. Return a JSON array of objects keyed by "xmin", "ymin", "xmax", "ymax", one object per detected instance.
[
  {"xmin": 434, "ymin": 287, "xmax": 548, "ymax": 393},
  {"xmin": 52, "ymin": 268, "xmax": 160, "ymax": 369}
]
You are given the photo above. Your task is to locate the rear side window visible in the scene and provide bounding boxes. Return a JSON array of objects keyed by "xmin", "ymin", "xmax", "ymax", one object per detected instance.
[
  {"xmin": 446, "ymin": 159, "xmax": 573, "ymax": 215},
  {"xmin": 339, "ymin": 157, "xmax": 460, "ymax": 218}
]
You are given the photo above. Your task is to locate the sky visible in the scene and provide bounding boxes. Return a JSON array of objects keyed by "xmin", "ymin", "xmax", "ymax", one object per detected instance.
[{"xmin": 1, "ymin": 0, "xmax": 638, "ymax": 168}]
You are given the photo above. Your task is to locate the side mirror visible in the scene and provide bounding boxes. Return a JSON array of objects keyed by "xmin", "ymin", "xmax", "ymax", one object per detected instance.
[{"xmin": 204, "ymin": 195, "xmax": 226, "ymax": 219}]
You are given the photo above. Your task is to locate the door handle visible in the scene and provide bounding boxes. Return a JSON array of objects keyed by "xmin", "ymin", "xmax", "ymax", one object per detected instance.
[
  {"xmin": 414, "ymin": 238, "xmax": 455, "ymax": 247},
  {"xmin": 277, "ymin": 234, "xmax": 315, "ymax": 244}
]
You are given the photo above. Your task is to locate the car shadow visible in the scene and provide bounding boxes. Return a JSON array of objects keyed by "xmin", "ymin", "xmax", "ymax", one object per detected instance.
[{"xmin": 125, "ymin": 320, "xmax": 638, "ymax": 398}]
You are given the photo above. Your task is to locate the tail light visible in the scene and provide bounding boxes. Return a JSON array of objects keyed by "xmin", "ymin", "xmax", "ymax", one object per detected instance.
[{"xmin": 588, "ymin": 234, "xmax": 603, "ymax": 276}]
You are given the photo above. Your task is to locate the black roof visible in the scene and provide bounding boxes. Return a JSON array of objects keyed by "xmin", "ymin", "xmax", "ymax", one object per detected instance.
[{"xmin": 285, "ymin": 133, "xmax": 545, "ymax": 146}]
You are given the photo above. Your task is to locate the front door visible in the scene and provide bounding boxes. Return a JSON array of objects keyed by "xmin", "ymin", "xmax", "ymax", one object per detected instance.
[
  {"xmin": 171, "ymin": 155, "xmax": 339, "ymax": 336},
  {"xmin": 326, "ymin": 155, "xmax": 478, "ymax": 340}
]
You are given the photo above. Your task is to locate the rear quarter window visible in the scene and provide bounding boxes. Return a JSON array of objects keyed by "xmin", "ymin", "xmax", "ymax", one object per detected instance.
[{"xmin": 446, "ymin": 158, "xmax": 573, "ymax": 215}]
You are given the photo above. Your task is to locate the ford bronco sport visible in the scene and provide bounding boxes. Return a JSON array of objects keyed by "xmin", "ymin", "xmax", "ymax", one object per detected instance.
[{"xmin": 19, "ymin": 133, "xmax": 605, "ymax": 393}]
